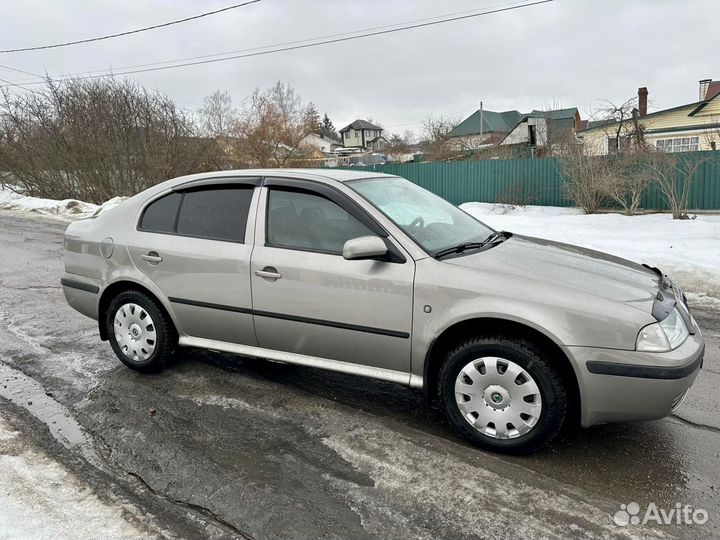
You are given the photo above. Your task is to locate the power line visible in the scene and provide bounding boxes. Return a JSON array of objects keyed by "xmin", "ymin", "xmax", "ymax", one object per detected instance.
[
  {"xmin": 0, "ymin": 0, "xmax": 261, "ymax": 54},
  {"xmin": 0, "ymin": 0, "xmax": 552, "ymax": 88},
  {"xmin": 38, "ymin": 0, "xmax": 537, "ymax": 78},
  {"xmin": 0, "ymin": 75, "xmax": 42, "ymax": 95},
  {"xmin": 0, "ymin": 63, "xmax": 43, "ymax": 79}
]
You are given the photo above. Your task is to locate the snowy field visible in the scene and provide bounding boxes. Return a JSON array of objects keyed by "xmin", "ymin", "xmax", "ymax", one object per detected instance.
[{"xmin": 462, "ymin": 202, "xmax": 720, "ymax": 307}]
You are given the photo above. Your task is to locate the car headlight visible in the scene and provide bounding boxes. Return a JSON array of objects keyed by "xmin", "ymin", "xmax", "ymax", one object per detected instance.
[{"xmin": 636, "ymin": 307, "xmax": 689, "ymax": 352}]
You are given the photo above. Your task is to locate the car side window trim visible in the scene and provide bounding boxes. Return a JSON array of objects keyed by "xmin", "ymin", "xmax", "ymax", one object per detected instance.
[
  {"xmin": 172, "ymin": 192, "xmax": 185, "ymax": 233},
  {"xmin": 171, "ymin": 176, "xmax": 262, "ymax": 191},
  {"xmin": 137, "ymin": 181, "xmax": 257, "ymax": 244}
]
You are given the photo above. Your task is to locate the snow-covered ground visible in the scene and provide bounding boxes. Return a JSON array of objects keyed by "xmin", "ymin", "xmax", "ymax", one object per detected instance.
[
  {"xmin": 0, "ymin": 188, "xmax": 126, "ymax": 219},
  {"xmin": 462, "ymin": 202, "xmax": 720, "ymax": 307},
  {"xmin": 0, "ymin": 414, "xmax": 149, "ymax": 540}
]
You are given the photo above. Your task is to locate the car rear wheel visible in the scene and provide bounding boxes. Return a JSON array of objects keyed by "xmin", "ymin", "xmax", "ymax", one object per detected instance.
[
  {"xmin": 439, "ymin": 335, "xmax": 567, "ymax": 454},
  {"xmin": 106, "ymin": 291, "xmax": 175, "ymax": 373}
]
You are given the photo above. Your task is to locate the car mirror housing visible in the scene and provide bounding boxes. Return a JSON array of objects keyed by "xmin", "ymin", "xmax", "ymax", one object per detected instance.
[{"xmin": 343, "ymin": 235, "xmax": 388, "ymax": 260}]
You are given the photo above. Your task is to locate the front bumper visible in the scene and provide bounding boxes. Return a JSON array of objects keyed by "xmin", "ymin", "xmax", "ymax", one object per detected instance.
[{"xmin": 570, "ymin": 329, "xmax": 704, "ymax": 427}]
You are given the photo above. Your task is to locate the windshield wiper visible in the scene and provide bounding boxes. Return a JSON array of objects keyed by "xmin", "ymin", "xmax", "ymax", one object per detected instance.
[{"xmin": 434, "ymin": 231, "xmax": 510, "ymax": 260}]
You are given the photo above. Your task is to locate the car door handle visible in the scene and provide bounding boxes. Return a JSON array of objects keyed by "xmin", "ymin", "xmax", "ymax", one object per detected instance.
[
  {"xmin": 141, "ymin": 251, "xmax": 163, "ymax": 264},
  {"xmin": 254, "ymin": 267, "xmax": 282, "ymax": 280}
]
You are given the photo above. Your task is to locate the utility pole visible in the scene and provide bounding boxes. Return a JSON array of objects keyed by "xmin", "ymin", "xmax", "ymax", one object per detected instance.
[{"xmin": 479, "ymin": 101, "xmax": 484, "ymax": 149}]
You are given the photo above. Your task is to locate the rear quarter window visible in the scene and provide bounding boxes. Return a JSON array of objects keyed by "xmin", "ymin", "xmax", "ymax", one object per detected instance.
[{"xmin": 139, "ymin": 192, "xmax": 182, "ymax": 233}]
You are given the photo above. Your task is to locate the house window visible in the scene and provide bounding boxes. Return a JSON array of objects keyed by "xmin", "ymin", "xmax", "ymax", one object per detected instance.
[
  {"xmin": 656, "ymin": 136, "xmax": 700, "ymax": 153},
  {"xmin": 528, "ymin": 125, "xmax": 537, "ymax": 146}
]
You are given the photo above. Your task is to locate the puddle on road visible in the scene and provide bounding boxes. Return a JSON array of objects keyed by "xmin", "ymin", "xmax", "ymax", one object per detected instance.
[{"xmin": 0, "ymin": 361, "xmax": 103, "ymax": 468}]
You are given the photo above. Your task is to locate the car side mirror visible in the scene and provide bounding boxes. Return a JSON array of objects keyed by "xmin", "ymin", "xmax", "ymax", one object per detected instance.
[{"xmin": 342, "ymin": 235, "xmax": 388, "ymax": 260}]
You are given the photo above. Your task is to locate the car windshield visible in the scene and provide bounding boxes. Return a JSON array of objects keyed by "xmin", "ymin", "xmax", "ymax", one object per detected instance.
[{"xmin": 348, "ymin": 176, "xmax": 494, "ymax": 255}]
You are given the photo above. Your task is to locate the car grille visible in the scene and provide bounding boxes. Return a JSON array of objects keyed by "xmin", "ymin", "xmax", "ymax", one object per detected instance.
[{"xmin": 671, "ymin": 389, "xmax": 689, "ymax": 412}]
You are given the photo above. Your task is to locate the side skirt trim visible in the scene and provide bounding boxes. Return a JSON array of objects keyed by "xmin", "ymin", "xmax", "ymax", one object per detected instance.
[{"xmin": 178, "ymin": 336, "xmax": 422, "ymax": 388}]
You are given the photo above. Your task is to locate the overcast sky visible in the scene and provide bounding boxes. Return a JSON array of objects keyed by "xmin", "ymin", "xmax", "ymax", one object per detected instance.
[{"xmin": 0, "ymin": 0, "xmax": 716, "ymax": 135}]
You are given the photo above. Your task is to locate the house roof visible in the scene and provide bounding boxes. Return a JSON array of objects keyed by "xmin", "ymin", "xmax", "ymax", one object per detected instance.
[
  {"xmin": 579, "ymin": 90, "xmax": 720, "ymax": 133},
  {"xmin": 306, "ymin": 132, "xmax": 342, "ymax": 145},
  {"xmin": 448, "ymin": 109, "xmax": 523, "ymax": 138},
  {"xmin": 339, "ymin": 119, "xmax": 383, "ymax": 132},
  {"xmin": 705, "ymin": 81, "xmax": 720, "ymax": 101},
  {"xmin": 526, "ymin": 107, "xmax": 578, "ymax": 120}
]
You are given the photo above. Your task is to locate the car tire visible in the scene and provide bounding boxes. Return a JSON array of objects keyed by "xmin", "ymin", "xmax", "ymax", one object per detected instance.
[
  {"xmin": 438, "ymin": 335, "xmax": 567, "ymax": 455},
  {"xmin": 106, "ymin": 290, "xmax": 176, "ymax": 373}
]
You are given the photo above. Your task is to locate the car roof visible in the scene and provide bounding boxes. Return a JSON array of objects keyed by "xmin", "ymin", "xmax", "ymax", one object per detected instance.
[{"xmin": 167, "ymin": 168, "xmax": 397, "ymax": 185}]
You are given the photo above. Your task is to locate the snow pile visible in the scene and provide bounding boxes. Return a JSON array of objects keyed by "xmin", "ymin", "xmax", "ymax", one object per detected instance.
[
  {"xmin": 0, "ymin": 416, "xmax": 149, "ymax": 539},
  {"xmin": 0, "ymin": 188, "xmax": 126, "ymax": 219},
  {"xmin": 462, "ymin": 202, "xmax": 720, "ymax": 304}
]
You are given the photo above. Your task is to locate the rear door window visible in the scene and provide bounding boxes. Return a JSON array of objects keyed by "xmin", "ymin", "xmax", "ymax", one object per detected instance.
[{"xmin": 176, "ymin": 187, "xmax": 254, "ymax": 242}]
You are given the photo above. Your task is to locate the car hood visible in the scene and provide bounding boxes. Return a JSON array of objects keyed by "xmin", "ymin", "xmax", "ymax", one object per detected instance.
[{"xmin": 445, "ymin": 234, "xmax": 660, "ymax": 312}]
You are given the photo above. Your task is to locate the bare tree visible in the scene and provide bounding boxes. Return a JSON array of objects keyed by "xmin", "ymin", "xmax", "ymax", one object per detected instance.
[
  {"xmin": 495, "ymin": 182, "xmax": 539, "ymax": 213},
  {"xmin": 199, "ymin": 90, "xmax": 236, "ymax": 138},
  {"xmin": 232, "ymin": 81, "xmax": 313, "ymax": 168},
  {"xmin": 384, "ymin": 132, "xmax": 414, "ymax": 162},
  {"xmin": 591, "ymin": 96, "xmax": 648, "ymax": 155},
  {"xmin": 645, "ymin": 151, "xmax": 709, "ymax": 219},
  {"xmin": 421, "ymin": 114, "xmax": 460, "ymax": 161},
  {"xmin": 0, "ymin": 77, "xmax": 215, "ymax": 203},
  {"xmin": 559, "ymin": 153, "xmax": 609, "ymax": 214},
  {"xmin": 702, "ymin": 114, "xmax": 720, "ymax": 151},
  {"xmin": 401, "ymin": 129, "xmax": 416, "ymax": 145},
  {"xmin": 602, "ymin": 154, "xmax": 652, "ymax": 215}
]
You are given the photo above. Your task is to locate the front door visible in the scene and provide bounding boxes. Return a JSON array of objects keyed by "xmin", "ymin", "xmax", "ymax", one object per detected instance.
[
  {"xmin": 250, "ymin": 179, "xmax": 415, "ymax": 373},
  {"xmin": 126, "ymin": 180, "xmax": 260, "ymax": 345}
]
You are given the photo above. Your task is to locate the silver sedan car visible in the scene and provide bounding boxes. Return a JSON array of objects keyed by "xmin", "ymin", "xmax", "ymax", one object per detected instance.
[{"xmin": 61, "ymin": 169, "xmax": 704, "ymax": 453}]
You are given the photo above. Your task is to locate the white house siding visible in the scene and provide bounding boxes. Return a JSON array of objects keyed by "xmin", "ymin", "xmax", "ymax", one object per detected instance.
[
  {"xmin": 302, "ymin": 134, "xmax": 335, "ymax": 152},
  {"xmin": 342, "ymin": 128, "xmax": 384, "ymax": 148},
  {"xmin": 343, "ymin": 129, "xmax": 365, "ymax": 148},
  {"xmin": 501, "ymin": 118, "xmax": 548, "ymax": 146},
  {"xmin": 582, "ymin": 124, "xmax": 718, "ymax": 155}
]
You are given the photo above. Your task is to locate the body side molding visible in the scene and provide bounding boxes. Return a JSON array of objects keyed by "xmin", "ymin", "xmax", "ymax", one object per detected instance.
[
  {"xmin": 178, "ymin": 336, "xmax": 423, "ymax": 388},
  {"xmin": 169, "ymin": 296, "xmax": 409, "ymax": 338}
]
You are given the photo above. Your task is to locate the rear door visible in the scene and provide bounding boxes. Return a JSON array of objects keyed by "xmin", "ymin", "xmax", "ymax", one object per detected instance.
[
  {"xmin": 249, "ymin": 177, "xmax": 415, "ymax": 374},
  {"xmin": 126, "ymin": 178, "xmax": 260, "ymax": 345}
]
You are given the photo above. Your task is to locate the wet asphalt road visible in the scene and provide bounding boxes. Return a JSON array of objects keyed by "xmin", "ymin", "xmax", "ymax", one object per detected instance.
[{"xmin": 0, "ymin": 209, "xmax": 719, "ymax": 540}]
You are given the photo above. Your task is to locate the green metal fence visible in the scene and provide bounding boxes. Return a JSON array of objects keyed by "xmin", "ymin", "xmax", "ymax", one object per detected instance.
[{"xmin": 343, "ymin": 150, "xmax": 720, "ymax": 210}]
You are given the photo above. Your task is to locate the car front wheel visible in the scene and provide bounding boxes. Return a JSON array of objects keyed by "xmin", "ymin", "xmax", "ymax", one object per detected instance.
[
  {"xmin": 439, "ymin": 335, "xmax": 567, "ymax": 454},
  {"xmin": 106, "ymin": 290, "xmax": 175, "ymax": 373}
]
